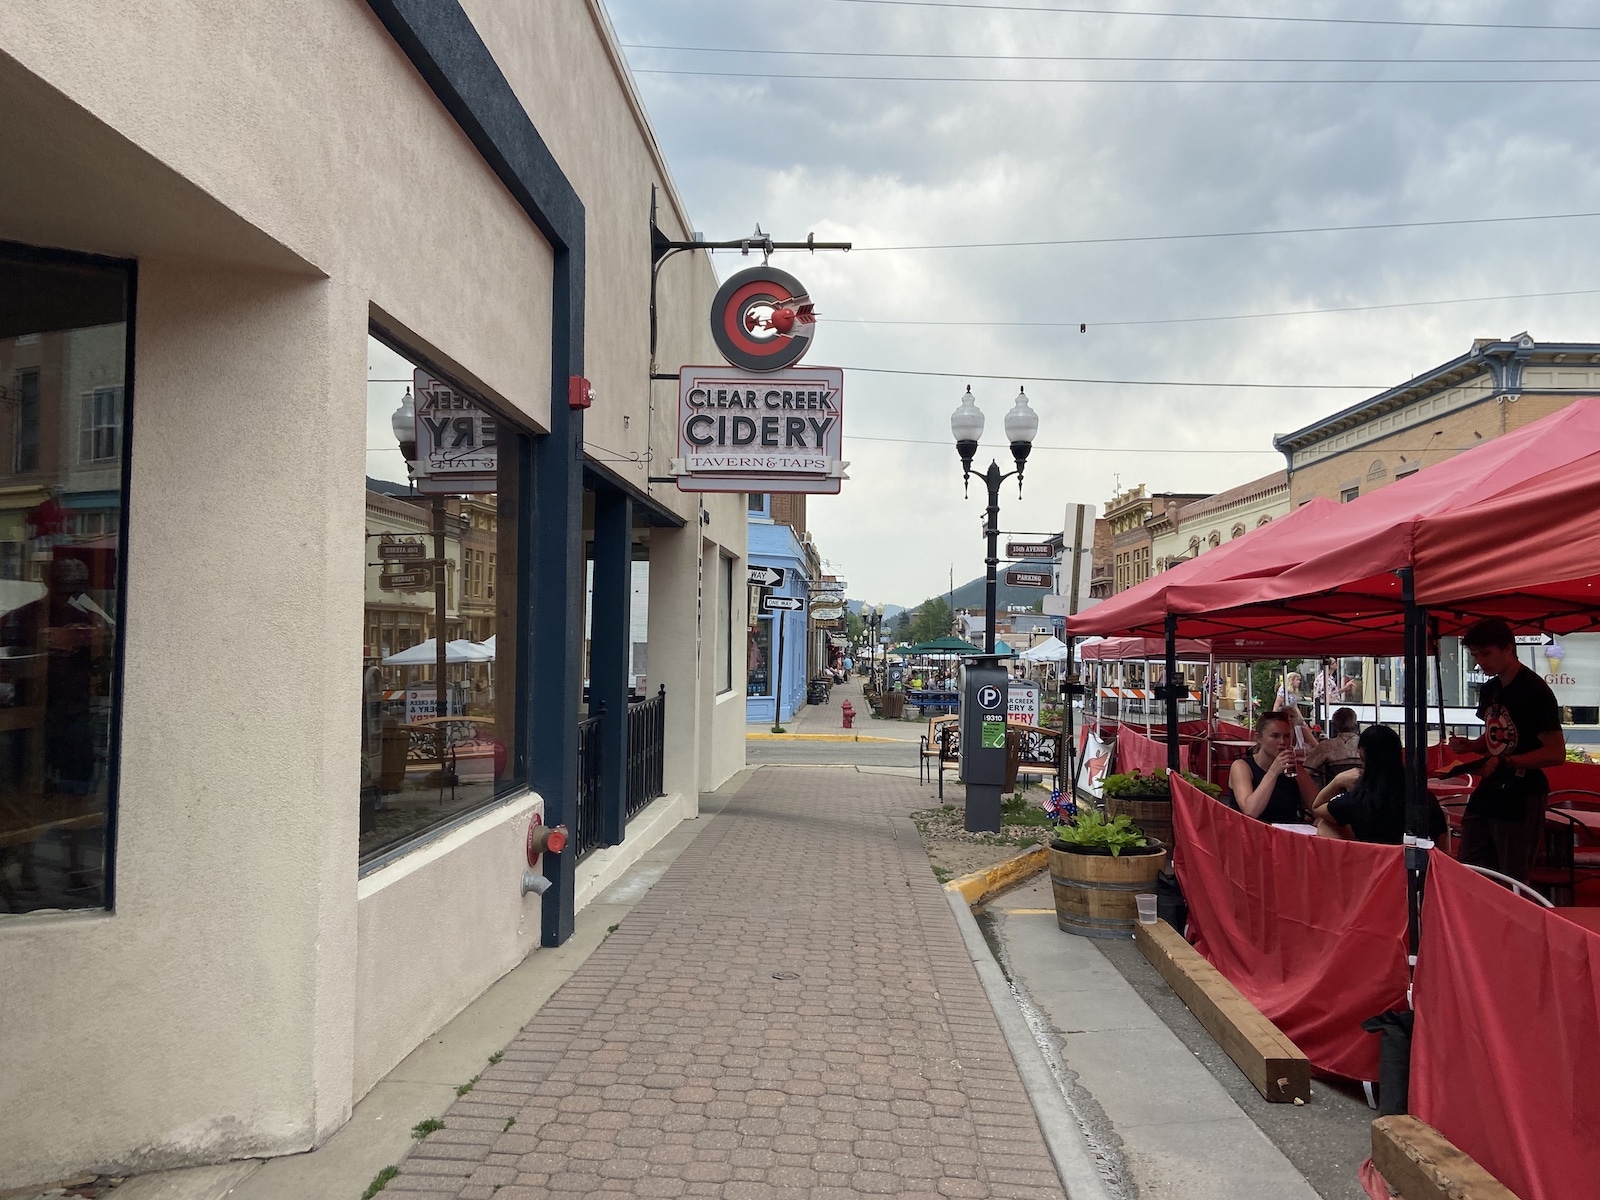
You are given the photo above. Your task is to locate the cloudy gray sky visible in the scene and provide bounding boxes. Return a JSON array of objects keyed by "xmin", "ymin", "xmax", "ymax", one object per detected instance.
[{"xmin": 604, "ymin": 0, "xmax": 1600, "ymax": 608}]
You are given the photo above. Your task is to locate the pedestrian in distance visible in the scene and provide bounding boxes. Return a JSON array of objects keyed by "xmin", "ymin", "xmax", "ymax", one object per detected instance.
[{"xmin": 1447, "ymin": 617, "xmax": 1566, "ymax": 882}]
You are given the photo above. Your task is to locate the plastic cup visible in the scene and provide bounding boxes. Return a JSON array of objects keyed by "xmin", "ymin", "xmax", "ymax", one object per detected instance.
[{"xmin": 1135, "ymin": 893, "xmax": 1158, "ymax": 925}]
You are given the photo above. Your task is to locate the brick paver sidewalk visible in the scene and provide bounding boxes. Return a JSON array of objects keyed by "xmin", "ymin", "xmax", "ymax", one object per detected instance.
[{"xmin": 389, "ymin": 767, "xmax": 1067, "ymax": 1200}]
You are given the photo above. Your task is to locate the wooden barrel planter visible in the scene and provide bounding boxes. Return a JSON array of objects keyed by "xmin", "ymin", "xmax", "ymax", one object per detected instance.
[
  {"xmin": 1104, "ymin": 795, "xmax": 1173, "ymax": 851},
  {"xmin": 1049, "ymin": 840, "xmax": 1167, "ymax": 939}
]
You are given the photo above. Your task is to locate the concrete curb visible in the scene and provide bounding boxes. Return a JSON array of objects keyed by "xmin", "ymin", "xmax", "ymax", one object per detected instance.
[
  {"xmin": 942, "ymin": 851, "xmax": 1118, "ymax": 1200},
  {"xmin": 744, "ymin": 732, "xmax": 899, "ymax": 743},
  {"xmin": 943, "ymin": 845, "xmax": 1050, "ymax": 905}
]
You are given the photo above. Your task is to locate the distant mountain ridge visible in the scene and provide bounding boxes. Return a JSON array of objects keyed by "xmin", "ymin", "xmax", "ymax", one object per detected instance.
[{"xmin": 847, "ymin": 567, "xmax": 1052, "ymax": 622}]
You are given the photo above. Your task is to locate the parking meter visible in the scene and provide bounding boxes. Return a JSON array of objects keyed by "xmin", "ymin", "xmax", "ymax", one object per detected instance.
[{"xmin": 959, "ymin": 655, "xmax": 1010, "ymax": 832}]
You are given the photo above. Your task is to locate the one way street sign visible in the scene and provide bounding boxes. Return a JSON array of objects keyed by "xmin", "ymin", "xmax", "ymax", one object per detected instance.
[
  {"xmin": 761, "ymin": 595, "xmax": 805, "ymax": 612},
  {"xmin": 748, "ymin": 565, "xmax": 787, "ymax": 587}
]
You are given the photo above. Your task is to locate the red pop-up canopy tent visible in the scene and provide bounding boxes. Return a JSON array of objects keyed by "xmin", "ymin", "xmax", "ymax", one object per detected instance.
[
  {"xmin": 1136, "ymin": 399, "xmax": 1600, "ymax": 643},
  {"xmin": 1067, "ymin": 496, "xmax": 1404, "ymax": 654}
]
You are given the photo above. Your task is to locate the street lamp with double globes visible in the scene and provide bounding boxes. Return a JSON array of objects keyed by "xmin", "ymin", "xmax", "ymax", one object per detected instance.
[
  {"xmin": 950, "ymin": 386, "xmax": 1039, "ymax": 655},
  {"xmin": 392, "ymin": 385, "xmax": 451, "ymax": 777}
]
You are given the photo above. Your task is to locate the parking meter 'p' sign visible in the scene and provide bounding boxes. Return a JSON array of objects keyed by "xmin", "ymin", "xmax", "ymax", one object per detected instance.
[
  {"xmin": 710, "ymin": 266, "xmax": 816, "ymax": 371},
  {"xmin": 978, "ymin": 685, "xmax": 1002, "ymax": 710}
]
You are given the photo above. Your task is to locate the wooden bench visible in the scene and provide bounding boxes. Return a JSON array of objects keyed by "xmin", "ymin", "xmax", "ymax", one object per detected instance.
[
  {"xmin": 1008, "ymin": 723, "xmax": 1064, "ymax": 792},
  {"xmin": 1134, "ymin": 918, "xmax": 1311, "ymax": 1103}
]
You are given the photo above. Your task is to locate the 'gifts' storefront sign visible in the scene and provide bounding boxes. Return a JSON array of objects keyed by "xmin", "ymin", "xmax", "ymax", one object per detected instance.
[
  {"xmin": 673, "ymin": 366, "xmax": 846, "ymax": 493},
  {"xmin": 673, "ymin": 265, "xmax": 847, "ymax": 494}
]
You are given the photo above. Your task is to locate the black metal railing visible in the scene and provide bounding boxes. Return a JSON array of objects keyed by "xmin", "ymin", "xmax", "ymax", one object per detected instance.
[
  {"xmin": 627, "ymin": 685, "xmax": 666, "ymax": 820},
  {"xmin": 574, "ymin": 708, "xmax": 605, "ymax": 861}
]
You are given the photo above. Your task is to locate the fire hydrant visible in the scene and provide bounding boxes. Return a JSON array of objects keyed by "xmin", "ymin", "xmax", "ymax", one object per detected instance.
[{"xmin": 841, "ymin": 700, "xmax": 855, "ymax": 729}]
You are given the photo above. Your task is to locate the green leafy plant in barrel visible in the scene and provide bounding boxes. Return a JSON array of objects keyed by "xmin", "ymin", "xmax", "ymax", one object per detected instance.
[
  {"xmin": 1051, "ymin": 808, "xmax": 1151, "ymax": 857},
  {"xmin": 1100, "ymin": 767, "xmax": 1221, "ymax": 799}
]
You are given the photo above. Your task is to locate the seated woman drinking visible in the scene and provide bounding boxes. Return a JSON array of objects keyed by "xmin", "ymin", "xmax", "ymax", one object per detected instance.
[
  {"xmin": 1228, "ymin": 710, "xmax": 1319, "ymax": 824},
  {"xmin": 1311, "ymin": 724, "xmax": 1446, "ymax": 844}
]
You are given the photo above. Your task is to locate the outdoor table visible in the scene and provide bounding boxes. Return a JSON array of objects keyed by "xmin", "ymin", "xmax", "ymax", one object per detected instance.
[
  {"xmin": 905, "ymin": 689, "xmax": 958, "ymax": 716},
  {"xmin": 1550, "ymin": 806, "xmax": 1600, "ymax": 836},
  {"xmin": 1429, "ymin": 778, "xmax": 1475, "ymax": 802}
]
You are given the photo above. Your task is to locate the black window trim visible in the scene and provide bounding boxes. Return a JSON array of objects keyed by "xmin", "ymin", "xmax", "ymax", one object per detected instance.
[
  {"xmin": 361, "ymin": 320, "xmax": 533, "ymax": 872},
  {"xmin": 0, "ymin": 238, "xmax": 137, "ymax": 914}
]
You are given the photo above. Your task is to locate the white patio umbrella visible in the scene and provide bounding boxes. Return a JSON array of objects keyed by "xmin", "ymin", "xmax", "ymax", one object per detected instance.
[{"xmin": 382, "ymin": 638, "xmax": 493, "ymax": 666}]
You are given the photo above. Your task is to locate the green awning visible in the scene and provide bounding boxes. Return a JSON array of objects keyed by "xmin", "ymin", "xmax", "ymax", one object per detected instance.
[{"xmin": 904, "ymin": 635, "xmax": 983, "ymax": 654}]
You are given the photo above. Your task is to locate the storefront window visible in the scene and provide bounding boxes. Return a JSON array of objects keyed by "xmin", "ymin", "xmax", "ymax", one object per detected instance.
[
  {"xmin": 718, "ymin": 554, "xmax": 733, "ymax": 694},
  {"xmin": 0, "ymin": 244, "xmax": 131, "ymax": 913},
  {"xmin": 361, "ymin": 334, "xmax": 525, "ymax": 868},
  {"xmin": 748, "ymin": 616, "xmax": 772, "ymax": 697}
]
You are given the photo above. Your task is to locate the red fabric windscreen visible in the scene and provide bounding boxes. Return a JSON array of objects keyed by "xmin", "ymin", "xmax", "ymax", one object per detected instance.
[
  {"xmin": 1169, "ymin": 777, "xmax": 1409, "ymax": 1080},
  {"xmin": 1409, "ymin": 851, "xmax": 1600, "ymax": 1200},
  {"xmin": 1115, "ymin": 724, "xmax": 1189, "ymax": 774}
]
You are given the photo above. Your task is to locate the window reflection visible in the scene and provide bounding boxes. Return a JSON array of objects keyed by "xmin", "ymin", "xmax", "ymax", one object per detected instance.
[
  {"xmin": 0, "ymin": 247, "xmax": 129, "ymax": 913},
  {"xmin": 361, "ymin": 336, "xmax": 523, "ymax": 866},
  {"xmin": 748, "ymin": 617, "xmax": 771, "ymax": 697}
]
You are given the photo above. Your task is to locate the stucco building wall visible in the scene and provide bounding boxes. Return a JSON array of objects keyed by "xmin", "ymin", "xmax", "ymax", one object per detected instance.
[{"xmin": 0, "ymin": 0, "xmax": 746, "ymax": 1187}]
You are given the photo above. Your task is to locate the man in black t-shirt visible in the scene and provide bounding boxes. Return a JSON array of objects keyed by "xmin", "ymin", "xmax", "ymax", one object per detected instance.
[{"xmin": 1447, "ymin": 618, "xmax": 1566, "ymax": 882}]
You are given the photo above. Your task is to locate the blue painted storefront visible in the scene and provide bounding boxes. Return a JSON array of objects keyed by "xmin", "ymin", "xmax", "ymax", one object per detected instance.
[{"xmin": 746, "ymin": 519, "xmax": 809, "ymax": 725}]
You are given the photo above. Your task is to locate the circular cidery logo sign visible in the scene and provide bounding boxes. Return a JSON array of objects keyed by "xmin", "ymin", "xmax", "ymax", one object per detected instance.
[{"xmin": 710, "ymin": 266, "xmax": 815, "ymax": 371}]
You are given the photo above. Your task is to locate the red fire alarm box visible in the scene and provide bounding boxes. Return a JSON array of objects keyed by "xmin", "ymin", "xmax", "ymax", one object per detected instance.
[{"xmin": 568, "ymin": 376, "xmax": 593, "ymax": 409}]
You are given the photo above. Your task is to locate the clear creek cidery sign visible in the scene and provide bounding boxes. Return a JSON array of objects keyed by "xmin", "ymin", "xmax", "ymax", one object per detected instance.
[
  {"xmin": 673, "ymin": 366, "xmax": 846, "ymax": 494},
  {"xmin": 674, "ymin": 264, "xmax": 846, "ymax": 495}
]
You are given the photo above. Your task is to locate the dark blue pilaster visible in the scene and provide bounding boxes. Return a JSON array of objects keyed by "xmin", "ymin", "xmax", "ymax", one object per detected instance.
[
  {"xmin": 365, "ymin": 0, "xmax": 587, "ymax": 947},
  {"xmin": 591, "ymin": 490, "xmax": 632, "ymax": 846}
]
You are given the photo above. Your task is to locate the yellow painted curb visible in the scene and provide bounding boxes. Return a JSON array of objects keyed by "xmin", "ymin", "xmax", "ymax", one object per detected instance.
[
  {"xmin": 745, "ymin": 733, "xmax": 900, "ymax": 743},
  {"xmin": 943, "ymin": 844, "xmax": 1050, "ymax": 905}
]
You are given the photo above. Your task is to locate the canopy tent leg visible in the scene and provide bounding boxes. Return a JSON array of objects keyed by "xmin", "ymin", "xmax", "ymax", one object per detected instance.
[
  {"xmin": 1205, "ymin": 650, "xmax": 1215, "ymax": 782},
  {"xmin": 1162, "ymin": 613, "xmax": 1181, "ymax": 772},
  {"xmin": 1401, "ymin": 567, "xmax": 1431, "ymax": 962},
  {"xmin": 1061, "ymin": 639, "xmax": 1078, "ymax": 804},
  {"xmin": 1430, "ymin": 615, "xmax": 1447, "ymax": 746}
]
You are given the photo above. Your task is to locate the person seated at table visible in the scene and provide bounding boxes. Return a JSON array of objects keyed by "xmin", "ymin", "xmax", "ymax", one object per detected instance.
[
  {"xmin": 1305, "ymin": 707, "xmax": 1360, "ymax": 783},
  {"xmin": 1228, "ymin": 710, "xmax": 1319, "ymax": 824},
  {"xmin": 1311, "ymin": 725, "xmax": 1446, "ymax": 844}
]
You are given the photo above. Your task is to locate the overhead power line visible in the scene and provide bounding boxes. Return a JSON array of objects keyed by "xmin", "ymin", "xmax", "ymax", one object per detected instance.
[
  {"xmin": 636, "ymin": 68, "xmax": 1600, "ymax": 84},
  {"xmin": 623, "ymin": 43, "xmax": 1600, "ymax": 66},
  {"xmin": 821, "ymin": 0, "xmax": 1600, "ymax": 35},
  {"xmin": 825, "ymin": 286, "xmax": 1600, "ymax": 330},
  {"xmin": 786, "ymin": 209, "xmax": 1600, "ymax": 253},
  {"xmin": 839, "ymin": 365, "xmax": 1380, "ymax": 388},
  {"xmin": 849, "ymin": 433, "xmax": 1279, "ymax": 453}
]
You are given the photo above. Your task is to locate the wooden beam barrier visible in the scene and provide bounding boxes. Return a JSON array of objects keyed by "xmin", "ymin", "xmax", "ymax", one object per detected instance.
[
  {"xmin": 1133, "ymin": 919, "xmax": 1311, "ymax": 1103},
  {"xmin": 1370, "ymin": 1116, "xmax": 1519, "ymax": 1200}
]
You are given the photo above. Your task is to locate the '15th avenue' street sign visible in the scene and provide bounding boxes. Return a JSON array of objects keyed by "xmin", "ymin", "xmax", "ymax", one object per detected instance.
[
  {"xmin": 1005, "ymin": 541, "xmax": 1056, "ymax": 560},
  {"xmin": 1003, "ymin": 569, "xmax": 1053, "ymax": 589}
]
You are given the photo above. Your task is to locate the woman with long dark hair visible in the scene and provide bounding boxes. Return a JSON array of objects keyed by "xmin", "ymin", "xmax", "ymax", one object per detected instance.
[{"xmin": 1311, "ymin": 725, "xmax": 1445, "ymax": 844}]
